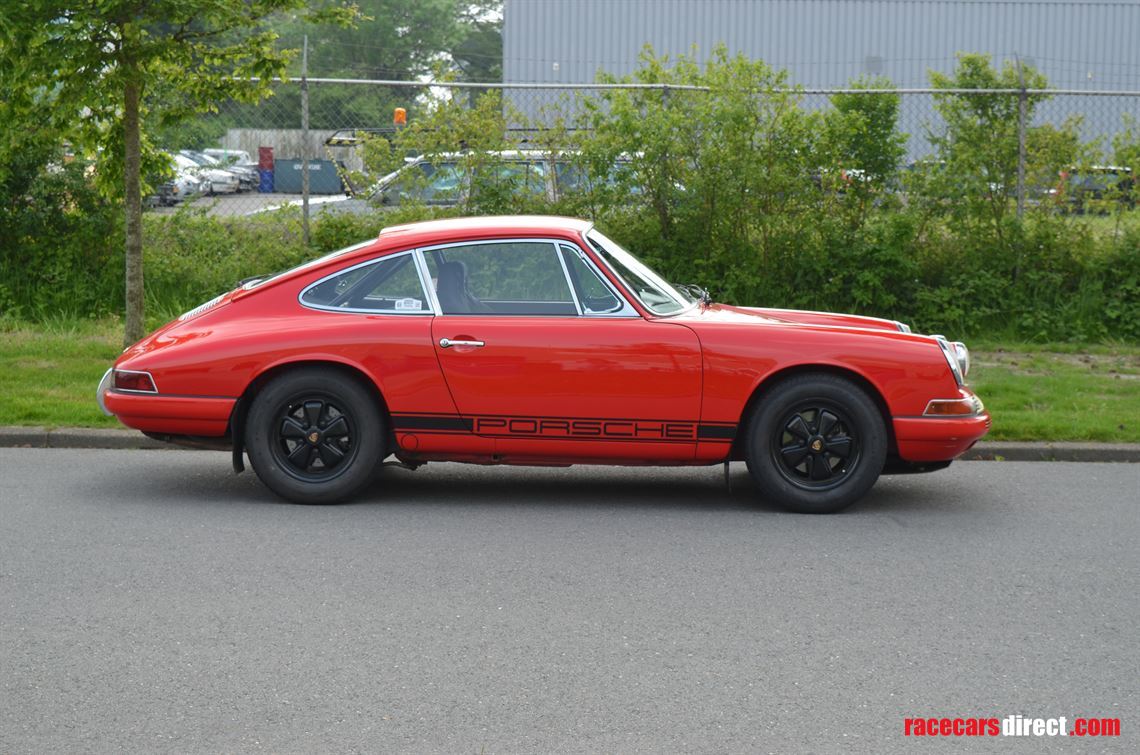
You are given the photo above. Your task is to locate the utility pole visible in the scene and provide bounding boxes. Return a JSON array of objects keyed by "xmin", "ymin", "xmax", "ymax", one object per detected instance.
[
  {"xmin": 301, "ymin": 33, "xmax": 311, "ymax": 245},
  {"xmin": 1016, "ymin": 54, "xmax": 1027, "ymax": 219}
]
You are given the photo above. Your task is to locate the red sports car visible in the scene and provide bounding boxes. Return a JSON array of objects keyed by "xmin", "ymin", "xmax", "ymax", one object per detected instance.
[{"xmin": 98, "ymin": 215, "xmax": 989, "ymax": 513}]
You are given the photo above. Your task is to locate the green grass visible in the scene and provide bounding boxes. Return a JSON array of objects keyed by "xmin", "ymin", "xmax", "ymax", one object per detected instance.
[
  {"xmin": 0, "ymin": 319, "xmax": 122, "ymax": 428},
  {"xmin": 2, "ymin": 319, "xmax": 1138, "ymax": 441},
  {"xmin": 969, "ymin": 347, "xmax": 1140, "ymax": 442}
]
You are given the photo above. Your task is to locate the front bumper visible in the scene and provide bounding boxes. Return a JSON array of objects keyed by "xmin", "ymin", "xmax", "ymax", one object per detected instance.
[{"xmin": 893, "ymin": 413, "xmax": 993, "ymax": 462}]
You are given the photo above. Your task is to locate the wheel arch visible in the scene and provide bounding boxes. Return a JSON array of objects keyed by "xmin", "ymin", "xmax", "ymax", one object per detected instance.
[
  {"xmin": 227, "ymin": 358, "xmax": 391, "ymax": 471},
  {"xmin": 731, "ymin": 363, "xmax": 897, "ymax": 460}
]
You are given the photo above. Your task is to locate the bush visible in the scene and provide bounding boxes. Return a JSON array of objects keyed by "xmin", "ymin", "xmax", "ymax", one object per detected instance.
[
  {"xmin": 0, "ymin": 149, "xmax": 123, "ymax": 321},
  {"xmin": 4, "ymin": 50, "xmax": 1138, "ymax": 344}
]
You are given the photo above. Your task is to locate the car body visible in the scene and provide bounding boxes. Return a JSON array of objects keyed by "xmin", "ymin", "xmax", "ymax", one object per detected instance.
[
  {"xmin": 148, "ymin": 169, "xmax": 204, "ymax": 207},
  {"xmin": 173, "ymin": 152, "xmax": 241, "ymax": 195},
  {"xmin": 198, "ymin": 149, "xmax": 258, "ymax": 191},
  {"xmin": 98, "ymin": 215, "xmax": 989, "ymax": 512},
  {"xmin": 1049, "ymin": 165, "xmax": 1135, "ymax": 213},
  {"xmin": 285, "ymin": 151, "xmax": 636, "ymax": 216},
  {"xmin": 202, "ymin": 148, "xmax": 254, "ymax": 166}
]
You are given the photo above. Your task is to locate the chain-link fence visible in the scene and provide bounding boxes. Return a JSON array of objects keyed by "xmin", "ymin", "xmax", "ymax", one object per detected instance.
[{"xmin": 157, "ymin": 78, "xmax": 1140, "ymax": 223}]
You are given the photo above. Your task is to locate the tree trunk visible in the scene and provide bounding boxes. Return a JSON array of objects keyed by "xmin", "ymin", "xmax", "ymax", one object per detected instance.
[{"xmin": 123, "ymin": 72, "xmax": 145, "ymax": 346}]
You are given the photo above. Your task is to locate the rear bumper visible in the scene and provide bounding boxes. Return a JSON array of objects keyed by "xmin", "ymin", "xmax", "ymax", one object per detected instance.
[
  {"xmin": 893, "ymin": 413, "xmax": 992, "ymax": 462},
  {"xmin": 102, "ymin": 390, "xmax": 235, "ymax": 436}
]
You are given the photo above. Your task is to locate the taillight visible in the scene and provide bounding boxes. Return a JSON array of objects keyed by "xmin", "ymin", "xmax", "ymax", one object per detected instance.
[{"xmin": 113, "ymin": 370, "xmax": 158, "ymax": 393}]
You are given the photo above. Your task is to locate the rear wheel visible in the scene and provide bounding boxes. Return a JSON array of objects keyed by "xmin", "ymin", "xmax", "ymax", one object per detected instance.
[
  {"xmin": 744, "ymin": 374, "xmax": 887, "ymax": 514},
  {"xmin": 246, "ymin": 368, "xmax": 385, "ymax": 504}
]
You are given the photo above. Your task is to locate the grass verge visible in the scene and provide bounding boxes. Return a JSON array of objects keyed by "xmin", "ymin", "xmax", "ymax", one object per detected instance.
[
  {"xmin": 0, "ymin": 319, "xmax": 122, "ymax": 428},
  {"xmin": 2, "ymin": 319, "xmax": 1138, "ymax": 442}
]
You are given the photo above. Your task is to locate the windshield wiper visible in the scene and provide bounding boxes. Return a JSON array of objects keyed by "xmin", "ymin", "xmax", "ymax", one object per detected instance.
[{"xmin": 676, "ymin": 283, "xmax": 712, "ymax": 307}]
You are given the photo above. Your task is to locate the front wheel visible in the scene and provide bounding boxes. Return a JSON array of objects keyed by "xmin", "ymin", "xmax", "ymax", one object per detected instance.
[
  {"xmin": 744, "ymin": 374, "xmax": 887, "ymax": 514},
  {"xmin": 245, "ymin": 368, "xmax": 386, "ymax": 504}
]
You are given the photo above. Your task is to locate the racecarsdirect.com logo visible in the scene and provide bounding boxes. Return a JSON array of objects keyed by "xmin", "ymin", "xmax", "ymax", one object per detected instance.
[{"xmin": 904, "ymin": 715, "xmax": 1121, "ymax": 737}]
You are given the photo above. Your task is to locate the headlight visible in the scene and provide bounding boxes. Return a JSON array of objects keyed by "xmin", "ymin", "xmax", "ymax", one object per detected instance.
[
  {"xmin": 932, "ymin": 335, "xmax": 966, "ymax": 386},
  {"xmin": 951, "ymin": 341, "xmax": 970, "ymax": 378}
]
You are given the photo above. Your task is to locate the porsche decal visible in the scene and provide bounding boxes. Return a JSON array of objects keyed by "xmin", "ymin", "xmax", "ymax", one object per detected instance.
[{"xmin": 391, "ymin": 413, "xmax": 736, "ymax": 443}]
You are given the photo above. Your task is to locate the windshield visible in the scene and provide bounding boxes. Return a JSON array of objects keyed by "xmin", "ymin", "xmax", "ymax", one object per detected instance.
[{"xmin": 586, "ymin": 230, "xmax": 694, "ymax": 315}]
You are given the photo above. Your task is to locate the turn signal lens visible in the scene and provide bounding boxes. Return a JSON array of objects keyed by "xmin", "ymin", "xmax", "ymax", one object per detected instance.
[
  {"xmin": 923, "ymin": 396, "xmax": 984, "ymax": 416},
  {"xmin": 113, "ymin": 370, "xmax": 157, "ymax": 393}
]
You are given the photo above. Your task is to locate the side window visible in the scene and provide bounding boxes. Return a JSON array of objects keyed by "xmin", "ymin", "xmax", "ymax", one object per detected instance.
[
  {"xmin": 300, "ymin": 253, "xmax": 429, "ymax": 313},
  {"xmin": 559, "ymin": 244, "xmax": 623, "ymax": 314},
  {"xmin": 423, "ymin": 242, "xmax": 576, "ymax": 316}
]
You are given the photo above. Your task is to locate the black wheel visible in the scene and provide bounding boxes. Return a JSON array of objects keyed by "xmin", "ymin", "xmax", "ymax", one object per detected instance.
[
  {"xmin": 245, "ymin": 368, "xmax": 386, "ymax": 504},
  {"xmin": 744, "ymin": 374, "xmax": 887, "ymax": 514}
]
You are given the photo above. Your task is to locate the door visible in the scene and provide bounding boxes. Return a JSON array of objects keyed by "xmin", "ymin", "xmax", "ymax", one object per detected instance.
[{"xmin": 423, "ymin": 240, "xmax": 703, "ymax": 461}]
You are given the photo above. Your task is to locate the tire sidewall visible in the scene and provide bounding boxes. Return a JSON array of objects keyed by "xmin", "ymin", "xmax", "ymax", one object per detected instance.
[
  {"xmin": 246, "ymin": 368, "xmax": 385, "ymax": 504},
  {"xmin": 745, "ymin": 375, "xmax": 887, "ymax": 514}
]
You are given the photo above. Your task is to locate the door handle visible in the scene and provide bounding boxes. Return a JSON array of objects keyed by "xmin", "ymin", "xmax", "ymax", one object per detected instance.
[{"xmin": 439, "ymin": 338, "xmax": 485, "ymax": 348}]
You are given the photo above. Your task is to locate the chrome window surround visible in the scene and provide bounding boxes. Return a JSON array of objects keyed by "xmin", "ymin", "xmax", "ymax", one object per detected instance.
[
  {"xmin": 555, "ymin": 244, "xmax": 584, "ymax": 316},
  {"xmin": 298, "ymin": 250, "xmax": 436, "ymax": 316},
  {"xmin": 583, "ymin": 229, "xmax": 695, "ymax": 317},
  {"xmin": 412, "ymin": 237, "xmax": 638, "ymax": 318},
  {"xmin": 558, "ymin": 242, "xmax": 638, "ymax": 317}
]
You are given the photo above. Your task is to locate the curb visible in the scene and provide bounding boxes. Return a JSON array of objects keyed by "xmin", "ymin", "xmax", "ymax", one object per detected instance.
[
  {"xmin": 1, "ymin": 427, "xmax": 1138, "ymax": 462},
  {"xmin": 959, "ymin": 441, "xmax": 1140, "ymax": 463},
  {"xmin": 0, "ymin": 426, "xmax": 169, "ymax": 450}
]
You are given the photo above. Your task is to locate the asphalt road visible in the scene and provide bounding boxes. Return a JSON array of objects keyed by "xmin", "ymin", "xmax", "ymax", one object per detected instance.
[{"xmin": 1, "ymin": 450, "xmax": 1136, "ymax": 753}]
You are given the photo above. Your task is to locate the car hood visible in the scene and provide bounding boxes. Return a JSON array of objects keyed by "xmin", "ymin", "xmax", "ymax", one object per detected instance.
[{"xmin": 673, "ymin": 303, "xmax": 903, "ymax": 332}]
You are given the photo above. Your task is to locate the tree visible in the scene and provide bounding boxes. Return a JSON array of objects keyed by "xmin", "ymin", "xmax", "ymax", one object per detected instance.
[
  {"xmin": 926, "ymin": 54, "xmax": 1049, "ymax": 232},
  {"xmin": 824, "ymin": 76, "xmax": 906, "ymax": 190},
  {"xmin": 0, "ymin": 1, "xmax": 354, "ymax": 344}
]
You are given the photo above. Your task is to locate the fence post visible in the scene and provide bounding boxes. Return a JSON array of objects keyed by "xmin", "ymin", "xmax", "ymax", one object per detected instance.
[
  {"xmin": 301, "ymin": 34, "xmax": 311, "ymax": 245},
  {"xmin": 1016, "ymin": 55, "xmax": 1027, "ymax": 219}
]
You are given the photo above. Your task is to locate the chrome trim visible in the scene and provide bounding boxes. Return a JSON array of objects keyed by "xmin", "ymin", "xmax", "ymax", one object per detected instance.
[
  {"xmin": 178, "ymin": 293, "xmax": 226, "ymax": 321},
  {"xmin": 112, "ymin": 369, "xmax": 159, "ymax": 394},
  {"xmin": 584, "ymin": 229, "xmax": 695, "ymax": 317},
  {"xmin": 298, "ymin": 250, "xmax": 434, "ymax": 316},
  {"xmin": 555, "ymin": 242, "xmax": 584, "ymax": 316},
  {"xmin": 558, "ymin": 242, "xmax": 638, "ymax": 317},
  {"xmin": 415, "ymin": 237, "xmax": 606, "ymax": 317},
  {"xmin": 894, "ymin": 320, "xmax": 912, "ymax": 333},
  {"xmin": 439, "ymin": 338, "xmax": 485, "ymax": 348},
  {"xmin": 932, "ymin": 335, "xmax": 965, "ymax": 386},
  {"xmin": 951, "ymin": 341, "xmax": 970, "ymax": 378},
  {"xmin": 412, "ymin": 249, "xmax": 443, "ymax": 315},
  {"xmin": 923, "ymin": 395, "xmax": 984, "ymax": 416},
  {"xmin": 96, "ymin": 368, "xmax": 113, "ymax": 416}
]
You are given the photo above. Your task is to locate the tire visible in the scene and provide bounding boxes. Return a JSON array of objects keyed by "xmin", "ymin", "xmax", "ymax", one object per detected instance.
[
  {"xmin": 245, "ymin": 367, "xmax": 386, "ymax": 504},
  {"xmin": 744, "ymin": 374, "xmax": 887, "ymax": 514}
]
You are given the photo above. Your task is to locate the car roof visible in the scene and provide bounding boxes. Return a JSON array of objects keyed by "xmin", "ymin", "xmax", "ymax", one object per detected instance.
[
  {"xmin": 236, "ymin": 216, "xmax": 596, "ymax": 297},
  {"xmin": 378, "ymin": 215, "xmax": 593, "ymax": 247}
]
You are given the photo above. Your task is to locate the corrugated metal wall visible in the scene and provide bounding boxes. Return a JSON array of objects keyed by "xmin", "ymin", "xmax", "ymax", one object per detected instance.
[
  {"xmin": 504, "ymin": 0, "xmax": 1140, "ymax": 89},
  {"xmin": 503, "ymin": 1, "xmax": 1140, "ymax": 157}
]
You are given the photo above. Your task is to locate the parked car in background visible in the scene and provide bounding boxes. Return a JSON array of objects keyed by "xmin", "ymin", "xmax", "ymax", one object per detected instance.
[
  {"xmin": 285, "ymin": 151, "xmax": 638, "ymax": 217},
  {"xmin": 97, "ymin": 215, "xmax": 988, "ymax": 513},
  {"xmin": 147, "ymin": 167, "xmax": 204, "ymax": 207},
  {"xmin": 174, "ymin": 152, "xmax": 241, "ymax": 195},
  {"xmin": 201, "ymin": 149, "xmax": 259, "ymax": 191},
  {"xmin": 203, "ymin": 148, "xmax": 254, "ymax": 165},
  {"xmin": 1050, "ymin": 166, "xmax": 1135, "ymax": 213}
]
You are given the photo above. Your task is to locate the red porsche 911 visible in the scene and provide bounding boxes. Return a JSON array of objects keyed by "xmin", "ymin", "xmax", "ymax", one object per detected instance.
[{"xmin": 98, "ymin": 215, "xmax": 989, "ymax": 513}]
